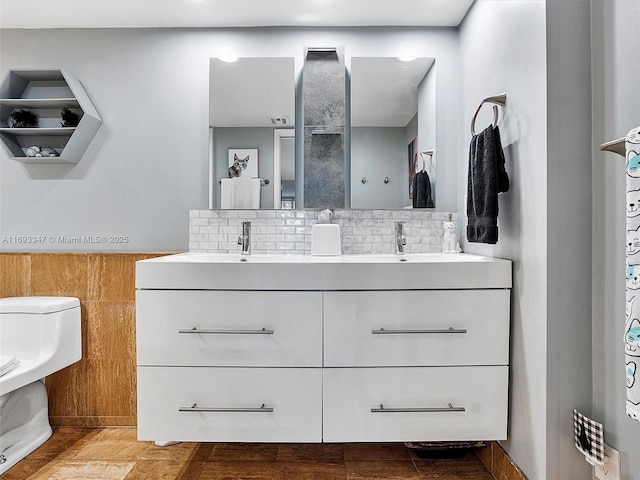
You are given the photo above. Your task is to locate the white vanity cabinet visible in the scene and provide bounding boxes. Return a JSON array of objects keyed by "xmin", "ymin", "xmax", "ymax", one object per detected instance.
[{"xmin": 136, "ymin": 253, "xmax": 511, "ymax": 444}]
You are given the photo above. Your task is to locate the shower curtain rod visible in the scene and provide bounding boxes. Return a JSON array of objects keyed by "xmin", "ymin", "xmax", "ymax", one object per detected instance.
[{"xmin": 600, "ymin": 137, "xmax": 626, "ymax": 157}]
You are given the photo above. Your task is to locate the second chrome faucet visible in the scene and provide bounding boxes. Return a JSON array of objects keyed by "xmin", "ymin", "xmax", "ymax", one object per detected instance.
[
  {"xmin": 238, "ymin": 221, "xmax": 251, "ymax": 255},
  {"xmin": 395, "ymin": 221, "xmax": 406, "ymax": 255}
]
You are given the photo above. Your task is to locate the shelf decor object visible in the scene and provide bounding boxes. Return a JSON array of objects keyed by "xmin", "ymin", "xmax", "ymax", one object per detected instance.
[{"xmin": 0, "ymin": 69, "xmax": 102, "ymax": 164}]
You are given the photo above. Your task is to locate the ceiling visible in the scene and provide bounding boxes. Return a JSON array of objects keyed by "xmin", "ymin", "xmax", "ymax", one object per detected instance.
[{"xmin": 0, "ymin": 0, "xmax": 475, "ymax": 29}]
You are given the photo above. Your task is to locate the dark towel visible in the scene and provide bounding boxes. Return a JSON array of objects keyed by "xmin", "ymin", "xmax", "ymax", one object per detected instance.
[
  {"xmin": 467, "ymin": 125, "xmax": 509, "ymax": 244},
  {"xmin": 412, "ymin": 170, "xmax": 435, "ymax": 208}
]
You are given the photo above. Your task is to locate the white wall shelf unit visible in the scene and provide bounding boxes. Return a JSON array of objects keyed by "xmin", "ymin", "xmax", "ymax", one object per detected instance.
[{"xmin": 0, "ymin": 69, "xmax": 101, "ymax": 164}]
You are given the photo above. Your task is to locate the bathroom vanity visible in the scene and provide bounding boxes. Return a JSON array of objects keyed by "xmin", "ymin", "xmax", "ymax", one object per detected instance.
[{"xmin": 136, "ymin": 253, "xmax": 511, "ymax": 443}]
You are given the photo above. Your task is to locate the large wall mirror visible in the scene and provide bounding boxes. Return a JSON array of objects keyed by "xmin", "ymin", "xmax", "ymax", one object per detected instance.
[
  {"xmin": 209, "ymin": 55, "xmax": 437, "ymax": 210},
  {"xmin": 350, "ymin": 57, "xmax": 436, "ymax": 209},
  {"xmin": 209, "ymin": 57, "xmax": 295, "ymax": 209}
]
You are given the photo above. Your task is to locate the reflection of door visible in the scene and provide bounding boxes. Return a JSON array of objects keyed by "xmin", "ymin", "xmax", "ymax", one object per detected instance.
[{"xmin": 274, "ymin": 129, "xmax": 295, "ymax": 209}]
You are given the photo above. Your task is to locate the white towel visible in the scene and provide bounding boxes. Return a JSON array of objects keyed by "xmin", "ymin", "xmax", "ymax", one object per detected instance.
[
  {"xmin": 220, "ymin": 178, "xmax": 261, "ymax": 209},
  {"xmin": 625, "ymin": 126, "xmax": 640, "ymax": 422}
]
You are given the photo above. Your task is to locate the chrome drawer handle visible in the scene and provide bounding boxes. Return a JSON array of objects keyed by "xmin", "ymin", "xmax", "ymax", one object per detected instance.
[
  {"xmin": 371, "ymin": 403, "xmax": 465, "ymax": 413},
  {"xmin": 371, "ymin": 327, "xmax": 467, "ymax": 335},
  {"xmin": 178, "ymin": 327, "xmax": 274, "ymax": 335},
  {"xmin": 179, "ymin": 403, "xmax": 274, "ymax": 413}
]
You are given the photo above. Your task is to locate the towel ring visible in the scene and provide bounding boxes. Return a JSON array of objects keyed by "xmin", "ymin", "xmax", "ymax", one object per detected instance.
[
  {"xmin": 419, "ymin": 149, "xmax": 434, "ymax": 173},
  {"xmin": 471, "ymin": 93, "xmax": 507, "ymax": 136}
]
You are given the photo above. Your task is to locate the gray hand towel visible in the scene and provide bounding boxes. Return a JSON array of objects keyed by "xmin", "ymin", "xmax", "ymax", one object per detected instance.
[{"xmin": 467, "ymin": 125, "xmax": 509, "ymax": 244}]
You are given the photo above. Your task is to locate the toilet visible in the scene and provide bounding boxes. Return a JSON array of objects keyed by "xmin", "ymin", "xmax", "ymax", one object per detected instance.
[{"xmin": 0, "ymin": 296, "xmax": 81, "ymax": 474}]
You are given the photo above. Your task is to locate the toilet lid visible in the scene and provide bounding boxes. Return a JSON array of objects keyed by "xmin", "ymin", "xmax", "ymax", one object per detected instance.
[
  {"xmin": 0, "ymin": 355, "xmax": 18, "ymax": 377},
  {"xmin": 0, "ymin": 296, "xmax": 80, "ymax": 314}
]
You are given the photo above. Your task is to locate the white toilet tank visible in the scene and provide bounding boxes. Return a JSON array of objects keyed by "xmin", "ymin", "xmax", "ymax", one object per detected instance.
[{"xmin": 0, "ymin": 296, "xmax": 81, "ymax": 396}]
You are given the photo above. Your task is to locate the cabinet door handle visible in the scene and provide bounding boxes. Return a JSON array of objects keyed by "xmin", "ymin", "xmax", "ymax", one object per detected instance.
[
  {"xmin": 178, "ymin": 327, "xmax": 274, "ymax": 335},
  {"xmin": 179, "ymin": 403, "xmax": 274, "ymax": 413},
  {"xmin": 371, "ymin": 403, "xmax": 465, "ymax": 413},
  {"xmin": 371, "ymin": 327, "xmax": 467, "ymax": 335}
]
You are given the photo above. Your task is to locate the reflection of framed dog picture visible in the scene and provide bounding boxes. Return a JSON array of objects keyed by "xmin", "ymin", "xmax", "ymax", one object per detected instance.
[{"xmin": 228, "ymin": 148, "xmax": 259, "ymax": 178}]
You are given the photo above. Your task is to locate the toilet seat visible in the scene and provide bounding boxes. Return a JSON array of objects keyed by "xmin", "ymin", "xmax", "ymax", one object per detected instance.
[
  {"xmin": 0, "ymin": 296, "xmax": 79, "ymax": 314},
  {"xmin": 0, "ymin": 355, "xmax": 18, "ymax": 378}
]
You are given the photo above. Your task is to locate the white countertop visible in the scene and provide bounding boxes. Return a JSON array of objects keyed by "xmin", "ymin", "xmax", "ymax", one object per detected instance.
[{"xmin": 136, "ymin": 252, "xmax": 512, "ymax": 291}]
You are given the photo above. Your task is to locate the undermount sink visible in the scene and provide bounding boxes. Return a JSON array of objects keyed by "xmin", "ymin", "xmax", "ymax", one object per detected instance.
[
  {"xmin": 136, "ymin": 252, "xmax": 511, "ymax": 291},
  {"xmin": 148, "ymin": 252, "xmax": 493, "ymax": 263}
]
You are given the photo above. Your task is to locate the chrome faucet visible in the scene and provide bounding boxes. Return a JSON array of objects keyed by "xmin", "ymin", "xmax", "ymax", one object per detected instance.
[
  {"xmin": 238, "ymin": 221, "xmax": 251, "ymax": 255},
  {"xmin": 394, "ymin": 221, "xmax": 406, "ymax": 255}
]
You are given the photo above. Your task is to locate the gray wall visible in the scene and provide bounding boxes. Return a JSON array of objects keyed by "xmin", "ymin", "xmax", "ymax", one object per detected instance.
[
  {"xmin": 418, "ymin": 64, "xmax": 437, "ymax": 204},
  {"xmin": 0, "ymin": 27, "xmax": 459, "ymax": 251},
  {"xmin": 545, "ymin": 1, "xmax": 593, "ymax": 479},
  {"xmin": 459, "ymin": 1, "xmax": 550, "ymax": 478},
  {"xmin": 592, "ymin": 1, "xmax": 640, "ymax": 479},
  {"xmin": 351, "ymin": 127, "xmax": 407, "ymax": 209},
  {"xmin": 460, "ymin": 2, "xmax": 600, "ymax": 479}
]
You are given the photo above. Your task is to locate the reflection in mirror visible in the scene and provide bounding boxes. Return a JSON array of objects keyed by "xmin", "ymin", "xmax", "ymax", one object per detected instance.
[
  {"xmin": 274, "ymin": 129, "xmax": 295, "ymax": 209},
  {"xmin": 209, "ymin": 57, "xmax": 295, "ymax": 209},
  {"xmin": 350, "ymin": 57, "xmax": 436, "ymax": 209}
]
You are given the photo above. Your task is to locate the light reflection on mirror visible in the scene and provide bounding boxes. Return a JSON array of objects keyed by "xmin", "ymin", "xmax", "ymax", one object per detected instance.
[
  {"xmin": 350, "ymin": 57, "xmax": 436, "ymax": 209},
  {"xmin": 209, "ymin": 57, "xmax": 295, "ymax": 209}
]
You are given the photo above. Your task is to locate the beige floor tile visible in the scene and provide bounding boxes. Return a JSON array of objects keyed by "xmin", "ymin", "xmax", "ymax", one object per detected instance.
[
  {"xmin": 0, "ymin": 459, "xmax": 52, "ymax": 480},
  {"xmin": 198, "ymin": 460, "xmax": 276, "ymax": 479},
  {"xmin": 211, "ymin": 443, "xmax": 279, "ymax": 462},
  {"xmin": 1, "ymin": 428, "xmax": 523, "ymax": 480},
  {"xmin": 273, "ymin": 461, "xmax": 346, "ymax": 480},
  {"xmin": 175, "ymin": 460, "xmax": 207, "ymax": 480},
  {"xmin": 27, "ymin": 427, "xmax": 96, "ymax": 461},
  {"xmin": 47, "ymin": 461, "xmax": 135, "ymax": 480},
  {"xmin": 343, "ymin": 443, "xmax": 411, "ymax": 461},
  {"xmin": 123, "ymin": 460, "xmax": 186, "ymax": 479},
  {"xmin": 276, "ymin": 443, "xmax": 344, "ymax": 463},
  {"xmin": 345, "ymin": 459, "xmax": 419, "ymax": 479},
  {"xmin": 69, "ymin": 429, "xmax": 149, "ymax": 462},
  {"xmin": 140, "ymin": 442, "xmax": 200, "ymax": 462}
]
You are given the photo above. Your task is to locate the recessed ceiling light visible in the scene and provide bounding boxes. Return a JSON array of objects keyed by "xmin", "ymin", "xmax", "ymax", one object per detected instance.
[
  {"xmin": 219, "ymin": 56, "xmax": 239, "ymax": 63},
  {"xmin": 396, "ymin": 57, "xmax": 417, "ymax": 62}
]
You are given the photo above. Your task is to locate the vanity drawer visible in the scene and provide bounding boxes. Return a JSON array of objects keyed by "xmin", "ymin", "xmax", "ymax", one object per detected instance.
[
  {"xmin": 137, "ymin": 290, "xmax": 322, "ymax": 367},
  {"xmin": 324, "ymin": 290, "xmax": 510, "ymax": 367},
  {"xmin": 323, "ymin": 366, "xmax": 508, "ymax": 442},
  {"xmin": 137, "ymin": 366, "xmax": 322, "ymax": 442}
]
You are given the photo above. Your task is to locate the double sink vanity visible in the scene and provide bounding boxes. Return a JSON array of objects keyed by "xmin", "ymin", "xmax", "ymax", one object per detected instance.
[{"xmin": 136, "ymin": 250, "xmax": 512, "ymax": 444}]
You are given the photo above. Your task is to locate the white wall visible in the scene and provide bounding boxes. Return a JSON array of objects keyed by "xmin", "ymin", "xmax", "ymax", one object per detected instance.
[
  {"xmin": 0, "ymin": 27, "xmax": 459, "ymax": 252},
  {"xmin": 592, "ymin": 1, "xmax": 640, "ymax": 479},
  {"xmin": 459, "ymin": 1, "xmax": 550, "ymax": 478}
]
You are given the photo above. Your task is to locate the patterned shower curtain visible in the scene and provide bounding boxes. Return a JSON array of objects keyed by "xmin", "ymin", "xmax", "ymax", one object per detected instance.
[{"xmin": 625, "ymin": 126, "xmax": 640, "ymax": 421}]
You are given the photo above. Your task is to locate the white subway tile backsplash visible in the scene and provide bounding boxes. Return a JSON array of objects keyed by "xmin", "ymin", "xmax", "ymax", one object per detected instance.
[{"xmin": 188, "ymin": 209, "xmax": 458, "ymax": 255}]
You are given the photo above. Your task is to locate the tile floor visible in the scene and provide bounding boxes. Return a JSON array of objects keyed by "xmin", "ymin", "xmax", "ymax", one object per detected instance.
[{"xmin": 0, "ymin": 427, "xmax": 496, "ymax": 480}]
